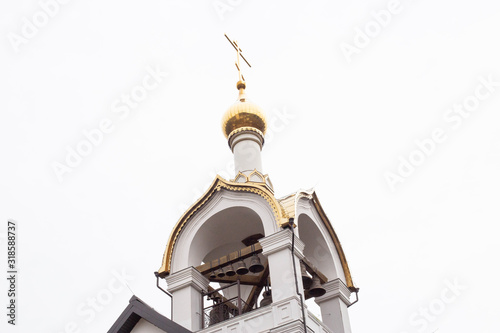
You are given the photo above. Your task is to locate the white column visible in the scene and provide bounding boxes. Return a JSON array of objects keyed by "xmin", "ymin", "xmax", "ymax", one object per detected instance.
[
  {"xmin": 165, "ymin": 267, "xmax": 209, "ymax": 331},
  {"xmin": 314, "ymin": 279, "xmax": 353, "ymax": 333},
  {"xmin": 230, "ymin": 131, "xmax": 263, "ymax": 176},
  {"xmin": 260, "ymin": 229, "xmax": 305, "ymax": 303}
]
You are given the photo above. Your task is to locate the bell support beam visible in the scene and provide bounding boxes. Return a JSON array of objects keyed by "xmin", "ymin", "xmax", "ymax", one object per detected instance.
[
  {"xmin": 208, "ymin": 272, "xmax": 266, "ymax": 286},
  {"xmin": 301, "ymin": 257, "xmax": 328, "ymax": 284},
  {"xmin": 196, "ymin": 243, "xmax": 263, "ymax": 275},
  {"xmin": 196, "ymin": 243, "xmax": 329, "ymax": 285},
  {"xmin": 242, "ymin": 264, "xmax": 269, "ymax": 312},
  {"xmin": 243, "ymin": 285, "xmax": 264, "ymax": 312}
]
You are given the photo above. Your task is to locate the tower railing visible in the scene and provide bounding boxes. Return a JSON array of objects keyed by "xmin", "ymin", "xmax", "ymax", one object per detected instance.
[{"xmin": 201, "ymin": 280, "xmax": 254, "ymax": 328}]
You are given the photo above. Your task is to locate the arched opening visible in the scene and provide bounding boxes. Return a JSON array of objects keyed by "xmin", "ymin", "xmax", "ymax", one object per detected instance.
[
  {"xmin": 297, "ymin": 213, "xmax": 340, "ymax": 322},
  {"xmin": 165, "ymin": 185, "xmax": 280, "ymax": 275},
  {"xmin": 188, "ymin": 206, "xmax": 265, "ymax": 267},
  {"xmin": 187, "ymin": 206, "xmax": 269, "ymax": 325},
  {"xmin": 297, "ymin": 213, "xmax": 337, "ymax": 280}
]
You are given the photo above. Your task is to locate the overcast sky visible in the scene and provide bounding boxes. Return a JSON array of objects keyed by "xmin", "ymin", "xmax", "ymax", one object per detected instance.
[{"xmin": 1, "ymin": 0, "xmax": 500, "ymax": 332}]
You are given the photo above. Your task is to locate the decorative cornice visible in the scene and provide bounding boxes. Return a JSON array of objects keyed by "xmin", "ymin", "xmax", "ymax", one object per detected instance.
[
  {"xmin": 164, "ymin": 266, "xmax": 209, "ymax": 293},
  {"xmin": 260, "ymin": 229, "xmax": 305, "ymax": 260},
  {"xmin": 228, "ymin": 127, "xmax": 265, "ymax": 149},
  {"xmin": 314, "ymin": 278, "xmax": 352, "ymax": 306},
  {"xmin": 232, "ymin": 169, "xmax": 274, "ymax": 192}
]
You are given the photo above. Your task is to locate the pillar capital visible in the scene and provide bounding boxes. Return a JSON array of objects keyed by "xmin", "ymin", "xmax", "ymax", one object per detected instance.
[
  {"xmin": 314, "ymin": 278, "xmax": 352, "ymax": 306},
  {"xmin": 165, "ymin": 266, "xmax": 209, "ymax": 293},
  {"xmin": 260, "ymin": 229, "xmax": 305, "ymax": 259}
]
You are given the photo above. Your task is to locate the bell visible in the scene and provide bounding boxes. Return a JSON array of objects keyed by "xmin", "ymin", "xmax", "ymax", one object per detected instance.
[
  {"xmin": 308, "ymin": 275, "xmax": 326, "ymax": 297},
  {"xmin": 259, "ymin": 290, "xmax": 273, "ymax": 307},
  {"xmin": 216, "ymin": 267, "xmax": 225, "ymax": 278},
  {"xmin": 300, "ymin": 262, "xmax": 313, "ymax": 289},
  {"xmin": 248, "ymin": 254, "xmax": 264, "ymax": 273},
  {"xmin": 235, "ymin": 259, "xmax": 249, "ymax": 275},
  {"xmin": 209, "ymin": 302, "xmax": 229, "ymax": 325},
  {"xmin": 225, "ymin": 264, "xmax": 236, "ymax": 277},
  {"xmin": 209, "ymin": 270, "xmax": 216, "ymax": 279}
]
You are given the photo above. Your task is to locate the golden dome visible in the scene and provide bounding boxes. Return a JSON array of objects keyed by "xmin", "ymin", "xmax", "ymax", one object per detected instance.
[{"xmin": 222, "ymin": 81, "xmax": 267, "ymax": 139}]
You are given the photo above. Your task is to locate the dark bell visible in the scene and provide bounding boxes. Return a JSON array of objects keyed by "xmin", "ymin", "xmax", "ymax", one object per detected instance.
[
  {"xmin": 248, "ymin": 254, "xmax": 264, "ymax": 273},
  {"xmin": 308, "ymin": 275, "xmax": 326, "ymax": 297},
  {"xmin": 259, "ymin": 290, "xmax": 273, "ymax": 307},
  {"xmin": 225, "ymin": 264, "xmax": 236, "ymax": 277},
  {"xmin": 209, "ymin": 270, "xmax": 216, "ymax": 279},
  {"xmin": 301, "ymin": 262, "xmax": 313, "ymax": 289},
  {"xmin": 235, "ymin": 260, "xmax": 249, "ymax": 275},
  {"xmin": 209, "ymin": 302, "xmax": 229, "ymax": 325},
  {"xmin": 217, "ymin": 268, "xmax": 225, "ymax": 278}
]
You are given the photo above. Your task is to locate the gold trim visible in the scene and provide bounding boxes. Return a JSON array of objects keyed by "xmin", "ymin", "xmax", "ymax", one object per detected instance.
[
  {"xmin": 310, "ymin": 192, "xmax": 354, "ymax": 289},
  {"xmin": 231, "ymin": 169, "xmax": 274, "ymax": 193},
  {"xmin": 228, "ymin": 126, "xmax": 264, "ymax": 142},
  {"xmin": 228, "ymin": 127, "xmax": 265, "ymax": 150},
  {"xmin": 158, "ymin": 175, "xmax": 287, "ymax": 277},
  {"xmin": 248, "ymin": 169, "xmax": 265, "ymax": 182},
  {"xmin": 278, "ymin": 191, "xmax": 355, "ymax": 290}
]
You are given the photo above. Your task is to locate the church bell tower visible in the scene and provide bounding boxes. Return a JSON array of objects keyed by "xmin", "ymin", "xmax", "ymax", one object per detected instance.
[{"xmin": 156, "ymin": 35, "xmax": 358, "ymax": 333}]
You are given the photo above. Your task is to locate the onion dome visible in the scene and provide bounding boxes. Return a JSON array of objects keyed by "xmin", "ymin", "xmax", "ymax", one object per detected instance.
[{"xmin": 221, "ymin": 80, "xmax": 267, "ymax": 140}]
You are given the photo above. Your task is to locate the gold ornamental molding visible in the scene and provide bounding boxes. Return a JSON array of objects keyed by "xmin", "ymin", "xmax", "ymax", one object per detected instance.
[
  {"xmin": 232, "ymin": 169, "xmax": 274, "ymax": 193},
  {"xmin": 158, "ymin": 175, "xmax": 288, "ymax": 277},
  {"xmin": 310, "ymin": 192, "xmax": 355, "ymax": 291}
]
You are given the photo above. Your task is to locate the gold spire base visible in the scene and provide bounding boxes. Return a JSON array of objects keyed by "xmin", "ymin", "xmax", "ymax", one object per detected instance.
[{"xmin": 237, "ymin": 80, "xmax": 246, "ymax": 90}]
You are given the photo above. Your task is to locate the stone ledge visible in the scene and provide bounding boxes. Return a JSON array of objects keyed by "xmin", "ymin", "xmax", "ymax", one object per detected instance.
[
  {"xmin": 260, "ymin": 229, "xmax": 305, "ymax": 259},
  {"xmin": 314, "ymin": 278, "xmax": 351, "ymax": 306},
  {"xmin": 165, "ymin": 266, "xmax": 209, "ymax": 293}
]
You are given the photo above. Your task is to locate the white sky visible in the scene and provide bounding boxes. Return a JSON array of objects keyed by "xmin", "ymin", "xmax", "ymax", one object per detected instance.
[{"xmin": 1, "ymin": 0, "xmax": 499, "ymax": 332}]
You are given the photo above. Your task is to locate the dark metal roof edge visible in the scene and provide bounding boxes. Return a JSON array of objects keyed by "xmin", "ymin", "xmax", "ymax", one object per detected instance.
[{"xmin": 107, "ymin": 295, "xmax": 192, "ymax": 333}]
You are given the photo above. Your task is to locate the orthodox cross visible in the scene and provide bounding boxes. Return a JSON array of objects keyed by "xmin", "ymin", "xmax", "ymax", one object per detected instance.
[{"xmin": 225, "ymin": 33, "xmax": 251, "ymax": 82}]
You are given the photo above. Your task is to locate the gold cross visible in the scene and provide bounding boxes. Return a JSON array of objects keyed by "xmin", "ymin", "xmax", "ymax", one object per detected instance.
[{"xmin": 225, "ymin": 33, "xmax": 251, "ymax": 82}]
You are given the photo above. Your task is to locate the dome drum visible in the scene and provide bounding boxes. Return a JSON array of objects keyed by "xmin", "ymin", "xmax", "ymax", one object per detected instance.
[{"xmin": 228, "ymin": 127, "xmax": 265, "ymax": 151}]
